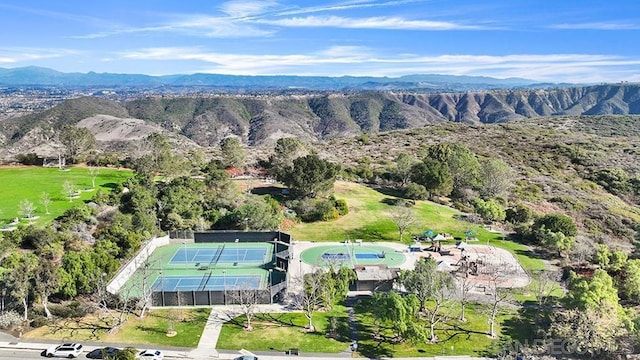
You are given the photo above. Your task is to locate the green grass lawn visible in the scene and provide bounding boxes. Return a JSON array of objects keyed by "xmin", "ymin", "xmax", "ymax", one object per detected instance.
[
  {"xmin": 23, "ymin": 308, "xmax": 209, "ymax": 348},
  {"xmin": 0, "ymin": 166, "xmax": 131, "ymax": 225},
  {"xmin": 217, "ymin": 306, "xmax": 351, "ymax": 353},
  {"xmin": 353, "ymin": 300, "xmax": 515, "ymax": 358},
  {"xmin": 288, "ymin": 181, "xmax": 545, "ymax": 272}
]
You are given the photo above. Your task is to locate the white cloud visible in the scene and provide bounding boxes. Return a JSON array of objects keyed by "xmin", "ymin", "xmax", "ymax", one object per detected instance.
[
  {"xmin": 274, "ymin": 0, "xmax": 427, "ymax": 17},
  {"xmin": 548, "ymin": 22, "xmax": 640, "ymax": 30},
  {"xmin": 0, "ymin": 47, "xmax": 78, "ymax": 63},
  {"xmin": 114, "ymin": 46, "xmax": 640, "ymax": 82},
  {"xmin": 219, "ymin": 0, "xmax": 280, "ymax": 18},
  {"xmin": 259, "ymin": 15, "xmax": 488, "ymax": 30}
]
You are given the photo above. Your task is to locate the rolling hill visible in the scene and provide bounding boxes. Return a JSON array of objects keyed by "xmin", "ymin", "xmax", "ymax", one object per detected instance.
[{"xmin": 1, "ymin": 84, "xmax": 640, "ymax": 155}]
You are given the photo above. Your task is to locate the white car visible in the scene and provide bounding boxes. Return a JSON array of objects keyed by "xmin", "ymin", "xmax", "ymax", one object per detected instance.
[
  {"xmin": 44, "ymin": 343, "xmax": 83, "ymax": 358},
  {"xmin": 137, "ymin": 349, "xmax": 164, "ymax": 360}
]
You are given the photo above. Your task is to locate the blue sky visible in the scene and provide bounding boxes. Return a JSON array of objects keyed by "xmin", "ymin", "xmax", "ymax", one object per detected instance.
[{"xmin": 0, "ymin": 0, "xmax": 639, "ymax": 82}]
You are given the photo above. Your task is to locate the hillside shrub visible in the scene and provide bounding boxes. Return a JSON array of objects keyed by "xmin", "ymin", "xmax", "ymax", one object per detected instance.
[
  {"xmin": 0, "ymin": 311, "xmax": 22, "ymax": 329},
  {"xmin": 403, "ymin": 182, "xmax": 428, "ymax": 200},
  {"xmin": 334, "ymin": 199, "xmax": 349, "ymax": 216},
  {"xmin": 15, "ymin": 153, "xmax": 43, "ymax": 165}
]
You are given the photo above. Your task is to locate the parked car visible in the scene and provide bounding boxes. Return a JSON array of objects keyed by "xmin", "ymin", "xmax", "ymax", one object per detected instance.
[
  {"xmin": 136, "ymin": 349, "xmax": 164, "ymax": 360},
  {"xmin": 86, "ymin": 347, "xmax": 121, "ymax": 359},
  {"xmin": 45, "ymin": 343, "xmax": 84, "ymax": 358},
  {"xmin": 234, "ymin": 356, "xmax": 259, "ymax": 360}
]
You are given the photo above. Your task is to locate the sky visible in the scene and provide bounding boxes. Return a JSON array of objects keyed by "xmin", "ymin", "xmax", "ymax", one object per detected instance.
[{"xmin": 0, "ymin": 0, "xmax": 639, "ymax": 83}]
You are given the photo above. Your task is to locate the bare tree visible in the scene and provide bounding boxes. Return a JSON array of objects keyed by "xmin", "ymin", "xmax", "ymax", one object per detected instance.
[
  {"xmin": 94, "ymin": 273, "xmax": 136, "ymax": 334},
  {"xmin": 18, "ymin": 199, "xmax": 36, "ymax": 224},
  {"xmin": 136, "ymin": 258, "xmax": 161, "ymax": 319},
  {"xmin": 62, "ymin": 181, "xmax": 77, "ymax": 202},
  {"xmin": 39, "ymin": 192, "xmax": 52, "ymax": 215},
  {"xmin": 289, "ymin": 272, "xmax": 325, "ymax": 331},
  {"xmin": 88, "ymin": 165, "xmax": 100, "ymax": 188},
  {"xmin": 390, "ymin": 206, "xmax": 416, "ymax": 242},
  {"xmin": 454, "ymin": 272, "xmax": 475, "ymax": 322},
  {"xmin": 483, "ymin": 263, "xmax": 514, "ymax": 338},
  {"xmin": 227, "ymin": 283, "xmax": 261, "ymax": 331},
  {"xmin": 423, "ymin": 275, "xmax": 454, "ymax": 343}
]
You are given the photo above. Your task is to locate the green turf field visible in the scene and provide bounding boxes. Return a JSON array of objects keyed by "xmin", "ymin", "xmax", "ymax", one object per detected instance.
[{"xmin": 0, "ymin": 166, "xmax": 132, "ymax": 226}]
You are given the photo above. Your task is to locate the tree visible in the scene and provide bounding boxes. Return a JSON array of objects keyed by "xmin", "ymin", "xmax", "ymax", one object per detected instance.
[
  {"xmin": 472, "ymin": 198, "xmax": 506, "ymax": 223},
  {"xmin": 33, "ymin": 260, "xmax": 61, "ymax": 318},
  {"xmin": 620, "ymin": 259, "xmax": 640, "ymax": 301},
  {"xmin": 280, "ymin": 154, "xmax": 339, "ymax": 199},
  {"xmin": 533, "ymin": 214, "xmax": 578, "ymax": 237},
  {"xmin": 393, "ymin": 153, "xmax": 417, "ymax": 187},
  {"xmin": 2, "ymin": 251, "xmax": 38, "ymax": 320},
  {"xmin": 59, "ymin": 125, "xmax": 96, "ymax": 164},
  {"xmin": 62, "ymin": 181, "xmax": 77, "ymax": 202},
  {"xmin": 268, "ymin": 137, "xmax": 307, "ymax": 178},
  {"xmin": 483, "ymin": 262, "xmax": 514, "ymax": 338},
  {"xmin": 566, "ymin": 269, "xmax": 619, "ymax": 311},
  {"xmin": 290, "ymin": 270, "xmax": 325, "ymax": 331},
  {"xmin": 454, "ymin": 272, "xmax": 474, "ymax": 322},
  {"xmin": 18, "ymin": 199, "xmax": 36, "ymax": 224},
  {"xmin": 540, "ymin": 230, "xmax": 575, "ymax": 258},
  {"xmin": 427, "ymin": 144, "xmax": 480, "ymax": 196},
  {"xmin": 39, "ymin": 192, "xmax": 52, "ymax": 215},
  {"xmin": 232, "ymin": 196, "xmax": 282, "ymax": 231},
  {"xmin": 477, "ymin": 158, "xmax": 514, "ymax": 198},
  {"xmin": 389, "ymin": 206, "xmax": 416, "ymax": 242},
  {"xmin": 410, "ymin": 158, "xmax": 453, "ymax": 197},
  {"xmin": 220, "ymin": 136, "xmax": 246, "ymax": 169},
  {"xmin": 400, "ymin": 257, "xmax": 454, "ymax": 342},
  {"xmin": 228, "ymin": 284, "xmax": 261, "ymax": 331},
  {"xmin": 370, "ymin": 291, "xmax": 426, "ymax": 343},
  {"xmin": 88, "ymin": 165, "xmax": 100, "ymax": 188}
]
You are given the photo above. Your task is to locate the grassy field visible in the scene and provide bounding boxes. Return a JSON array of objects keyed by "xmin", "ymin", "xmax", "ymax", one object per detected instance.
[
  {"xmin": 288, "ymin": 181, "xmax": 545, "ymax": 272},
  {"xmin": 0, "ymin": 166, "xmax": 132, "ymax": 225},
  {"xmin": 23, "ymin": 308, "xmax": 209, "ymax": 348},
  {"xmin": 354, "ymin": 300, "xmax": 513, "ymax": 358},
  {"xmin": 217, "ymin": 306, "xmax": 351, "ymax": 353}
]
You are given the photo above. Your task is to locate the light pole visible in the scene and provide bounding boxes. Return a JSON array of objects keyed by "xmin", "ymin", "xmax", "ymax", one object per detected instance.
[
  {"xmin": 235, "ymin": 238, "xmax": 239, "ymax": 263},
  {"xmin": 268, "ymin": 269, "xmax": 273, "ymax": 304},
  {"xmin": 222, "ymin": 270, "xmax": 227, "ymax": 305},
  {"xmin": 183, "ymin": 241, "xmax": 187, "ymax": 269},
  {"xmin": 299, "ymin": 259, "xmax": 302, "ymax": 274}
]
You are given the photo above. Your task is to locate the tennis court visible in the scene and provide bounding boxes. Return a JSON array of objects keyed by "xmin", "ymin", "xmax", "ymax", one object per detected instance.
[
  {"xmin": 169, "ymin": 246, "xmax": 268, "ymax": 265},
  {"xmin": 153, "ymin": 274, "xmax": 263, "ymax": 291},
  {"xmin": 302, "ymin": 244, "xmax": 406, "ymax": 268}
]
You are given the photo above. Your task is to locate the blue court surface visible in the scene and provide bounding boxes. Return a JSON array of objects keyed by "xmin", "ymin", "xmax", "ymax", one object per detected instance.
[
  {"xmin": 170, "ymin": 247, "xmax": 268, "ymax": 265},
  {"xmin": 321, "ymin": 252, "xmax": 384, "ymax": 261},
  {"xmin": 153, "ymin": 274, "xmax": 263, "ymax": 291}
]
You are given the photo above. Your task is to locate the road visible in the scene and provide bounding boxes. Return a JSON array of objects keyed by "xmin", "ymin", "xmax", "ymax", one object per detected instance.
[{"xmin": 0, "ymin": 348, "xmax": 45, "ymax": 360}]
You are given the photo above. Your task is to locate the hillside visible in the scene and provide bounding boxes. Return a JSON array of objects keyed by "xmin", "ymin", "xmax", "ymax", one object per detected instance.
[
  {"xmin": 314, "ymin": 116, "xmax": 640, "ymax": 247},
  {"xmin": 2, "ymin": 84, "xmax": 640, "ymax": 154}
]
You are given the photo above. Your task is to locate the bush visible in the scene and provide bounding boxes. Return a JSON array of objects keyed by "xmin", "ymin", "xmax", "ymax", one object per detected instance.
[
  {"xmin": 0, "ymin": 311, "xmax": 23, "ymax": 329},
  {"xmin": 15, "ymin": 153, "xmax": 42, "ymax": 165},
  {"xmin": 334, "ymin": 199, "xmax": 349, "ymax": 216},
  {"xmin": 30, "ymin": 316, "xmax": 50, "ymax": 328},
  {"xmin": 49, "ymin": 301, "xmax": 94, "ymax": 318},
  {"xmin": 403, "ymin": 182, "xmax": 429, "ymax": 200}
]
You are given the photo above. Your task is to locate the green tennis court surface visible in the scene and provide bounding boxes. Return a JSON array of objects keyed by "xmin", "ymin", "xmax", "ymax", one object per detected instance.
[
  {"xmin": 122, "ymin": 242, "xmax": 274, "ymax": 297},
  {"xmin": 300, "ymin": 244, "xmax": 406, "ymax": 268}
]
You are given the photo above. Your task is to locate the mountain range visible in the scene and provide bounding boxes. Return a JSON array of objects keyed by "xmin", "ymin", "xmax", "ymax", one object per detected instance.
[
  {"xmin": 0, "ymin": 66, "xmax": 543, "ymax": 92},
  {"xmin": 1, "ymin": 83, "xmax": 640, "ymax": 158}
]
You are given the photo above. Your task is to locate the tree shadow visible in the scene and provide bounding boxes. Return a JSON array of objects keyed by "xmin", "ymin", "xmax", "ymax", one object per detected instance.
[
  {"xmin": 100, "ymin": 182, "xmax": 119, "ymax": 190},
  {"xmin": 371, "ymin": 186, "xmax": 405, "ymax": 198},
  {"xmin": 346, "ymin": 227, "xmax": 386, "ymax": 241}
]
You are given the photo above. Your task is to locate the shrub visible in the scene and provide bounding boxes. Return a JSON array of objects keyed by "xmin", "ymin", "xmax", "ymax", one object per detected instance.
[
  {"xmin": 15, "ymin": 153, "xmax": 42, "ymax": 165},
  {"xmin": 334, "ymin": 199, "xmax": 349, "ymax": 216},
  {"xmin": 0, "ymin": 311, "xmax": 23, "ymax": 329},
  {"xmin": 403, "ymin": 182, "xmax": 428, "ymax": 200},
  {"xmin": 30, "ymin": 316, "xmax": 50, "ymax": 328}
]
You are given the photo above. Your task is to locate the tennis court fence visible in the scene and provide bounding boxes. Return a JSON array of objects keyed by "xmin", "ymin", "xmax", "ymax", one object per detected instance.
[{"xmin": 151, "ymin": 280, "xmax": 287, "ymax": 306}]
